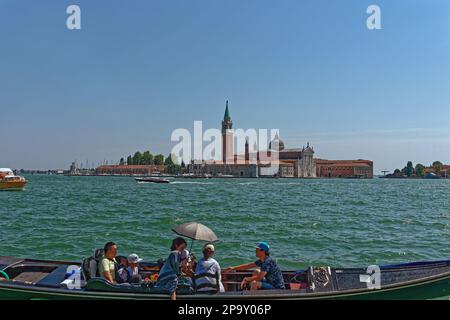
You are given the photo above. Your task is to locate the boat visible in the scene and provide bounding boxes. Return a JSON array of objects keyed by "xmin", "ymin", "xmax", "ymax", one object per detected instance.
[
  {"xmin": 0, "ymin": 256, "xmax": 449, "ymax": 300},
  {"xmin": 135, "ymin": 177, "xmax": 170, "ymax": 184},
  {"xmin": 0, "ymin": 168, "xmax": 27, "ymax": 191}
]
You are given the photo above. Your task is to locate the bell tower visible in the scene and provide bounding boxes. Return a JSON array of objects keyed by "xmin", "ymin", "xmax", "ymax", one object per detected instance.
[
  {"xmin": 222, "ymin": 100, "xmax": 233, "ymax": 163},
  {"xmin": 245, "ymin": 138, "xmax": 249, "ymax": 163}
]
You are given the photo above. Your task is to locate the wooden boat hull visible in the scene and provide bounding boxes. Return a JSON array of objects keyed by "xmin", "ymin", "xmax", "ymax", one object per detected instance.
[
  {"xmin": 0, "ymin": 275, "xmax": 449, "ymax": 300},
  {"xmin": 0, "ymin": 180, "xmax": 27, "ymax": 191},
  {"xmin": 0, "ymin": 258, "xmax": 449, "ymax": 300}
]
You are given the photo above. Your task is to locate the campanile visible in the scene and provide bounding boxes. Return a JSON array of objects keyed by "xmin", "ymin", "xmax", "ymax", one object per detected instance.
[{"xmin": 221, "ymin": 100, "xmax": 233, "ymax": 163}]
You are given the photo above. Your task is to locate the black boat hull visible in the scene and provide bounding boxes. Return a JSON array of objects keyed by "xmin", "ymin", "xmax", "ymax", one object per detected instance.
[{"xmin": 1, "ymin": 258, "xmax": 449, "ymax": 300}]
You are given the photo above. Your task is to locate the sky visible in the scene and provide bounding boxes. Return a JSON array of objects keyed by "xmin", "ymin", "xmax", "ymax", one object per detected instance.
[{"xmin": 0, "ymin": 0, "xmax": 449, "ymax": 173}]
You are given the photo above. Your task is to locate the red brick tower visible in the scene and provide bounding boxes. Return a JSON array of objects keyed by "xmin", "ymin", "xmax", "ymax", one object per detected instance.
[{"xmin": 221, "ymin": 101, "xmax": 233, "ymax": 164}]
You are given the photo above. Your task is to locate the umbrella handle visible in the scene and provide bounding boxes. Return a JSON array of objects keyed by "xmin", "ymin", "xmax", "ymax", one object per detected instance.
[{"xmin": 189, "ymin": 239, "xmax": 194, "ymax": 253}]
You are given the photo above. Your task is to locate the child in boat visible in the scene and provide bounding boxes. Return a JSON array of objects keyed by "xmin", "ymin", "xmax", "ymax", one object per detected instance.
[
  {"xmin": 225, "ymin": 241, "xmax": 285, "ymax": 291},
  {"xmin": 117, "ymin": 254, "xmax": 143, "ymax": 284},
  {"xmin": 155, "ymin": 237, "xmax": 187, "ymax": 300},
  {"xmin": 181, "ymin": 249, "xmax": 196, "ymax": 274}
]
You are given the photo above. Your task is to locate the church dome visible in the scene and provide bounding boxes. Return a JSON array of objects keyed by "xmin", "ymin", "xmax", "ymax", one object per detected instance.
[{"xmin": 269, "ymin": 133, "xmax": 285, "ymax": 151}]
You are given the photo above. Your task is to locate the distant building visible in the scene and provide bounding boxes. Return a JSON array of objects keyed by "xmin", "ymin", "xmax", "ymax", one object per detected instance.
[
  {"xmin": 69, "ymin": 162, "xmax": 78, "ymax": 175},
  {"xmin": 187, "ymin": 102, "xmax": 373, "ymax": 178},
  {"xmin": 424, "ymin": 164, "xmax": 450, "ymax": 178},
  {"xmin": 259, "ymin": 135, "xmax": 317, "ymax": 178},
  {"xmin": 316, "ymin": 159, "xmax": 374, "ymax": 178},
  {"xmin": 95, "ymin": 165, "xmax": 165, "ymax": 175},
  {"xmin": 189, "ymin": 163, "xmax": 259, "ymax": 178}
]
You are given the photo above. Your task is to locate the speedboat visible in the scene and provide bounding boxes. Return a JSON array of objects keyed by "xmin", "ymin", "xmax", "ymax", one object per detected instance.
[
  {"xmin": 0, "ymin": 168, "xmax": 27, "ymax": 191},
  {"xmin": 135, "ymin": 177, "xmax": 170, "ymax": 184},
  {"xmin": 0, "ymin": 256, "xmax": 449, "ymax": 300}
]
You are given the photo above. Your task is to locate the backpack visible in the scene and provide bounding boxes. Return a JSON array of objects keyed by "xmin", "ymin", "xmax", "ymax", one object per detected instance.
[{"xmin": 82, "ymin": 248, "xmax": 104, "ymax": 281}]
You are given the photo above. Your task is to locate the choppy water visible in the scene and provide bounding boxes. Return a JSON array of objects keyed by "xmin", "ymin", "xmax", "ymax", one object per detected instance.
[{"xmin": 1, "ymin": 175, "xmax": 449, "ymax": 269}]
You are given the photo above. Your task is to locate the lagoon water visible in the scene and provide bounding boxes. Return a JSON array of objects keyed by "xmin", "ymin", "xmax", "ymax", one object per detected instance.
[{"xmin": 1, "ymin": 175, "xmax": 449, "ymax": 269}]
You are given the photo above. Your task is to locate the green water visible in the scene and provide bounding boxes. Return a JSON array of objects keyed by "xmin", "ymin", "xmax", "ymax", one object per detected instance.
[{"xmin": 1, "ymin": 175, "xmax": 449, "ymax": 270}]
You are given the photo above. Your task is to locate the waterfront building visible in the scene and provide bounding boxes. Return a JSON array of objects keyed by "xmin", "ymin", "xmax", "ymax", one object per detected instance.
[
  {"xmin": 315, "ymin": 159, "xmax": 374, "ymax": 178},
  {"xmin": 189, "ymin": 162, "xmax": 259, "ymax": 178},
  {"xmin": 188, "ymin": 101, "xmax": 373, "ymax": 178},
  {"xmin": 424, "ymin": 164, "xmax": 450, "ymax": 178},
  {"xmin": 95, "ymin": 164, "xmax": 165, "ymax": 176},
  {"xmin": 255, "ymin": 143, "xmax": 317, "ymax": 178},
  {"xmin": 69, "ymin": 162, "xmax": 78, "ymax": 175}
]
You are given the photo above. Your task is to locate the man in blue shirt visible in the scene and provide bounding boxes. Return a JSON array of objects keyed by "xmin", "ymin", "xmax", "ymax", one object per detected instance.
[{"xmin": 225, "ymin": 242, "xmax": 285, "ymax": 290}]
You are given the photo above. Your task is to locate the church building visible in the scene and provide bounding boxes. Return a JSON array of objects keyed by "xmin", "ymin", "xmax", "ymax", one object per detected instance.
[{"xmin": 187, "ymin": 102, "xmax": 373, "ymax": 178}]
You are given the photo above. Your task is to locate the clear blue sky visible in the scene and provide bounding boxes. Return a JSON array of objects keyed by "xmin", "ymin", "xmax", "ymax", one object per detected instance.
[{"xmin": 1, "ymin": 0, "xmax": 449, "ymax": 173}]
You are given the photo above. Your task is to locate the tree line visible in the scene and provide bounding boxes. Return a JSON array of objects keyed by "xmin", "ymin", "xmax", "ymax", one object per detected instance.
[
  {"xmin": 119, "ymin": 151, "xmax": 184, "ymax": 174},
  {"xmin": 394, "ymin": 161, "xmax": 448, "ymax": 177}
]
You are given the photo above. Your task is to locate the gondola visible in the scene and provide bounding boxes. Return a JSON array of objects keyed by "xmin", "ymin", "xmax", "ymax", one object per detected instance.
[{"xmin": 0, "ymin": 256, "xmax": 449, "ymax": 300}]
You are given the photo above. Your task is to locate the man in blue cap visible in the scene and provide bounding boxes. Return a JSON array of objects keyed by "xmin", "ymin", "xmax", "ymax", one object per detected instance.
[{"xmin": 225, "ymin": 242, "xmax": 285, "ymax": 290}]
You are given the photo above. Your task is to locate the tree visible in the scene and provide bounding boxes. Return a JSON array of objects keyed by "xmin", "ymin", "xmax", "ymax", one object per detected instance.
[
  {"xmin": 432, "ymin": 161, "xmax": 443, "ymax": 175},
  {"xmin": 164, "ymin": 154, "xmax": 174, "ymax": 166},
  {"xmin": 164, "ymin": 154, "xmax": 180, "ymax": 174},
  {"xmin": 415, "ymin": 164, "xmax": 425, "ymax": 177},
  {"xmin": 132, "ymin": 152, "xmax": 143, "ymax": 165},
  {"xmin": 406, "ymin": 161, "xmax": 414, "ymax": 177},
  {"xmin": 119, "ymin": 158, "xmax": 125, "ymax": 166},
  {"xmin": 167, "ymin": 164, "xmax": 181, "ymax": 174},
  {"xmin": 126, "ymin": 155, "xmax": 133, "ymax": 165},
  {"xmin": 142, "ymin": 151, "xmax": 154, "ymax": 165},
  {"xmin": 165, "ymin": 153, "xmax": 179, "ymax": 166},
  {"xmin": 154, "ymin": 154, "xmax": 164, "ymax": 165},
  {"xmin": 401, "ymin": 166, "xmax": 407, "ymax": 175}
]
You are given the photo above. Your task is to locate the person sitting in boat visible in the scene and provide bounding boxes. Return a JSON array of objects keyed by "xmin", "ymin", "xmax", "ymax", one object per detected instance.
[
  {"xmin": 98, "ymin": 242, "xmax": 118, "ymax": 284},
  {"xmin": 194, "ymin": 243, "xmax": 225, "ymax": 293},
  {"xmin": 155, "ymin": 237, "xmax": 187, "ymax": 300},
  {"xmin": 117, "ymin": 253, "xmax": 143, "ymax": 284},
  {"xmin": 179, "ymin": 248, "xmax": 196, "ymax": 288},
  {"xmin": 180, "ymin": 249, "xmax": 195, "ymax": 277},
  {"xmin": 225, "ymin": 242, "xmax": 285, "ymax": 291},
  {"xmin": 115, "ymin": 256, "xmax": 128, "ymax": 284}
]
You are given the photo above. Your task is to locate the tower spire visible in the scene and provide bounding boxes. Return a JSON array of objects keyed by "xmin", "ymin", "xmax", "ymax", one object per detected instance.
[
  {"xmin": 222, "ymin": 100, "xmax": 233, "ymax": 163},
  {"xmin": 224, "ymin": 100, "xmax": 230, "ymax": 120}
]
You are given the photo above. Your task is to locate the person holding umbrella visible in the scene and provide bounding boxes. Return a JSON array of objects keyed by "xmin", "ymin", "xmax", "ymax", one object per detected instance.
[
  {"xmin": 160, "ymin": 222, "xmax": 220, "ymax": 299},
  {"xmin": 155, "ymin": 237, "xmax": 187, "ymax": 300}
]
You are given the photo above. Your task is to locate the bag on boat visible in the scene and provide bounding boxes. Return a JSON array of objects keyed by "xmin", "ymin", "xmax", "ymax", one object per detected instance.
[{"xmin": 81, "ymin": 248, "xmax": 104, "ymax": 280}]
